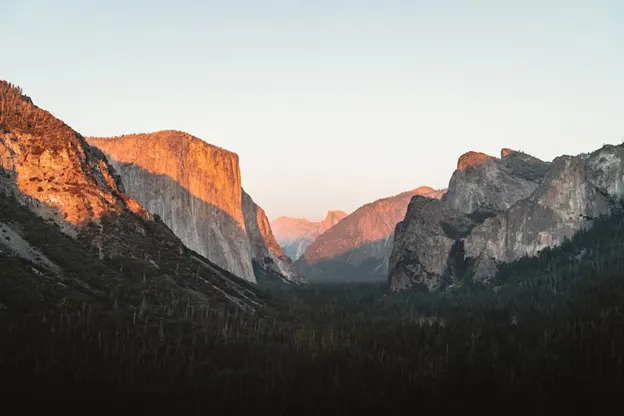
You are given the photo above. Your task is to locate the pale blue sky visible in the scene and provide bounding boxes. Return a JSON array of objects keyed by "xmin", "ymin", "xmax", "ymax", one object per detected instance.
[{"xmin": 2, "ymin": 1, "xmax": 623, "ymax": 221}]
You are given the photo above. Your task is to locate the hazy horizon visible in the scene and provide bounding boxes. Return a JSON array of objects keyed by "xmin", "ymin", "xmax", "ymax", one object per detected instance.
[{"xmin": 2, "ymin": 0, "xmax": 623, "ymax": 221}]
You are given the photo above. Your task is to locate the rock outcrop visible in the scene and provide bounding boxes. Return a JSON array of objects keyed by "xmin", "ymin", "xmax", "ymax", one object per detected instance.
[
  {"xmin": 242, "ymin": 190, "xmax": 300, "ymax": 283},
  {"xmin": 296, "ymin": 187, "xmax": 446, "ymax": 283},
  {"xmin": 389, "ymin": 196, "xmax": 476, "ymax": 291},
  {"xmin": 88, "ymin": 131, "xmax": 297, "ymax": 284},
  {"xmin": 0, "ymin": 79, "xmax": 266, "ymax": 311},
  {"xmin": 388, "ymin": 146, "xmax": 624, "ymax": 291},
  {"xmin": 0, "ymin": 81, "xmax": 150, "ymax": 238},
  {"xmin": 442, "ymin": 149, "xmax": 550, "ymax": 219},
  {"xmin": 271, "ymin": 210, "xmax": 348, "ymax": 260}
]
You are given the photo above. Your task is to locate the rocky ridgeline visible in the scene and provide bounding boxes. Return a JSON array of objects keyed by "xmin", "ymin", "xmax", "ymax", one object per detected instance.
[
  {"xmin": 389, "ymin": 146, "xmax": 624, "ymax": 291},
  {"xmin": 0, "ymin": 81, "xmax": 151, "ymax": 237},
  {"xmin": 296, "ymin": 187, "xmax": 446, "ymax": 283}
]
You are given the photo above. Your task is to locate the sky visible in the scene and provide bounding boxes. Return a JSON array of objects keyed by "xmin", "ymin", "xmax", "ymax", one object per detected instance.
[{"xmin": 2, "ymin": 1, "xmax": 623, "ymax": 221}]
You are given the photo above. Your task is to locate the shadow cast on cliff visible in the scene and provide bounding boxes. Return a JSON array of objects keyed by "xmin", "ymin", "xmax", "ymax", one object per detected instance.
[
  {"xmin": 0, "ymin": 159, "xmax": 267, "ymax": 303},
  {"xmin": 0, "ymin": 183, "xmax": 269, "ymax": 314},
  {"xmin": 97, "ymin": 161, "xmax": 257, "ymax": 279}
]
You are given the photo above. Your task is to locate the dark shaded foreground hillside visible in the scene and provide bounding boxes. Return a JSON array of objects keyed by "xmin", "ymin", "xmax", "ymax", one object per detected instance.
[{"xmin": 3, "ymin": 193, "xmax": 624, "ymax": 414}]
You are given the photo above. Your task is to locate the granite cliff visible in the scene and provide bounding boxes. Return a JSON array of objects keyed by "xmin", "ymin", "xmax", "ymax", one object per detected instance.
[
  {"xmin": 242, "ymin": 190, "xmax": 301, "ymax": 283},
  {"xmin": 389, "ymin": 146, "xmax": 624, "ymax": 291},
  {"xmin": 88, "ymin": 131, "xmax": 298, "ymax": 284},
  {"xmin": 0, "ymin": 79, "xmax": 266, "ymax": 311},
  {"xmin": 296, "ymin": 187, "xmax": 446, "ymax": 282},
  {"xmin": 271, "ymin": 210, "xmax": 348, "ymax": 260}
]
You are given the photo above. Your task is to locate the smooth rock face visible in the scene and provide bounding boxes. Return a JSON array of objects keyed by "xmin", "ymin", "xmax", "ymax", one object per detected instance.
[
  {"xmin": 0, "ymin": 79, "xmax": 273, "ymax": 313},
  {"xmin": 271, "ymin": 210, "xmax": 348, "ymax": 260},
  {"xmin": 89, "ymin": 131, "xmax": 297, "ymax": 284},
  {"xmin": 388, "ymin": 145, "xmax": 624, "ymax": 291},
  {"xmin": 0, "ymin": 81, "xmax": 150, "ymax": 237},
  {"xmin": 88, "ymin": 132, "xmax": 256, "ymax": 282},
  {"xmin": 242, "ymin": 190, "xmax": 301, "ymax": 282},
  {"xmin": 296, "ymin": 187, "xmax": 446, "ymax": 282}
]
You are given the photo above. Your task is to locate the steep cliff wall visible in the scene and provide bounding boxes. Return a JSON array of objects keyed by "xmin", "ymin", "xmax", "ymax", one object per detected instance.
[
  {"xmin": 296, "ymin": 187, "xmax": 445, "ymax": 282},
  {"xmin": 464, "ymin": 146, "xmax": 624, "ymax": 280},
  {"xmin": 88, "ymin": 131, "xmax": 256, "ymax": 282},
  {"xmin": 389, "ymin": 196, "xmax": 476, "ymax": 291},
  {"xmin": 0, "ymin": 80, "xmax": 268, "ymax": 314},
  {"xmin": 389, "ymin": 146, "xmax": 624, "ymax": 291},
  {"xmin": 242, "ymin": 190, "xmax": 301, "ymax": 283},
  {"xmin": 89, "ymin": 131, "xmax": 302, "ymax": 284}
]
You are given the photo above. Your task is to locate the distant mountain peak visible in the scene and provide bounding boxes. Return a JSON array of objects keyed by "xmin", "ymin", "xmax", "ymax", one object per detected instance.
[
  {"xmin": 270, "ymin": 209, "xmax": 347, "ymax": 260},
  {"xmin": 325, "ymin": 210, "xmax": 348, "ymax": 218},
  {"xmin": 319, "ymin": 210, "xmax": 348, "ymax": 234},
  {"xmin": 413, "ymin": 186, "xmax": 436, "ymax": 193},
  {"xmin": 457, "ymin": 151, "xmax": 497, "ymax": 171},
  {"xmin": 501, "ymin": 148, "xmax": 515, "ymax": 158},
  {"xmin": 295, "ymin": 185, "xmax": 443, "ymax": 283}
]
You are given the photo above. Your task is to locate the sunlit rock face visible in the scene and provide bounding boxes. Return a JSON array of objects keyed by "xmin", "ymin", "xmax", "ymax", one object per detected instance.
[
  {"xmin": 88, "ymin": 131, "xmax": 255, "ymax": 282},
  {"xmin": 89, "ymin": 131, "xmax": 299, "ymax": 284},
  {"xmin": 295, "ymin": 187, "xmax": 446, "ymax": 283},
  {"xmin": 319, "ymin": 210, "xmax": 348, "ymax": 234},
  {"xmin": 0, "ymin": 80, "xmax": 270, "ymax": 312},
  {"xmin": 389, "ymin": 145, "xmax": 624, "ymax": 291},
  {"xmin": 271, "ymin": 210, "xmax": 348, "ymax": 260},
  {"xmin": 0, "ymin": 81, "xmax": 150, "ymax": 237}
]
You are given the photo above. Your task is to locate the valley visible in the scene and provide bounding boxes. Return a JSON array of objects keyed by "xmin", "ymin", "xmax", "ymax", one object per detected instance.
[{"xmin": 2, "ymin": 79, "xmax": 624, "ymax": 414}]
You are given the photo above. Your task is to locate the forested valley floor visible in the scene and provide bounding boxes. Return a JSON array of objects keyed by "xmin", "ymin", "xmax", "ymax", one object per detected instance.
[{"xmin": 3, "ymin": 198, "xmax": 624, "ymax": 414}]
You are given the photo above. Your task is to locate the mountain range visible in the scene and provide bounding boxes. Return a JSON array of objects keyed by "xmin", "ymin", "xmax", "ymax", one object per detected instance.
[
  {"xmin": 388, "ymin": 146, "xmax": 624, "ymax": 291},
  {"xmin": 295, "ymin": 187, "xmax": 446, "ymax": 282},
  {"xmin": 4, "ymin": 77, "xmax": 623, "ymax": 294},
  {"xmin": 270, "ymin": 210, "xmax": 348, "ymax": 260},
  {"xmin": 3, "ymin": 79, "xmax": 624, "ymax": 411}
]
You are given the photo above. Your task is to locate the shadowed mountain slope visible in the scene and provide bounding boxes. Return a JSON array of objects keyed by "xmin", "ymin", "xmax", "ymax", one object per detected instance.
[{"xmin": 296, "ymin": 187, "xmax": 445, "ymax": 282}]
